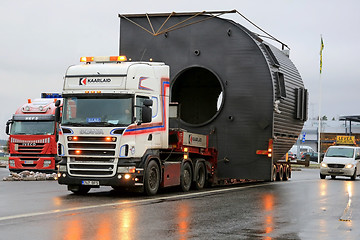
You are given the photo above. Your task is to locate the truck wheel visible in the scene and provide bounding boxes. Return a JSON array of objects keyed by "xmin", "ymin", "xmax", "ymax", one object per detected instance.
[
  {"xmin": 351, "ymin": 168, "xmax": 357, "ymax": 181},
  {"xmin": 283, "ymin": 165, "xmax": 290, "ymax": 181},
  {"xmin": 68, "ymin": 185, "xmax": 90, "ymax": 195},
  {"xmin": 144, "ymin": 160, "xmax": 160, "ymax": 196},
  {"xmin": 320, "ymin": 173, "xmax": 326, "ymax": 179},
  {"xmin": 272, "ymin": 165, "xmax": 277, "ymax": 182},
  {"xmin": 180, "ymin": 162, "xmax": 192, "ymax": 192},
  {"xmin": 276, "ymin": 165, "xmax": 283, "ymax": 181},
  {"xmin": 331, "ymin": 175, "xmax": 336, "ymax": 179},
  {"xmin": 193, "ymin": 161, "xmax": 206, "ymax": 190}
]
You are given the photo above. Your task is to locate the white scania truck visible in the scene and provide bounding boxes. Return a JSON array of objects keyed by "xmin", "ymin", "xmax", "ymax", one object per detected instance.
[{"xmin": 56, "ymin": 56, "xmax": 216, "ymax": 195}]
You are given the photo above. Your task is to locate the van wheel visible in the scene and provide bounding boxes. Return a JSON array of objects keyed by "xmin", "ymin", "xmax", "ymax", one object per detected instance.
[
  {"xmin": 351, "ymin": 168, "xmax": 357, "ymax": 181},
  {"xmin": 180, "ymin": 162, "xmax": 192, "ymax": 192}
]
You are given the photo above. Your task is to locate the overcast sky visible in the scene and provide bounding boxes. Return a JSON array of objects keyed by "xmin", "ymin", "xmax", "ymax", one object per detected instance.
[{"xmin": 0, "ymin": 0, "xmax": 359, "ymax": 139}]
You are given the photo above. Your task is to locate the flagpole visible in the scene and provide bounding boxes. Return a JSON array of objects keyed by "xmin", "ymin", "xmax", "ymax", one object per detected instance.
[
  {"xmin": 318, "ymin": 35, "xmax": 324, "ymax": 163},
  {"xmin": 317, "ymin": 72, "xmax": 322, "ymax": 163}
]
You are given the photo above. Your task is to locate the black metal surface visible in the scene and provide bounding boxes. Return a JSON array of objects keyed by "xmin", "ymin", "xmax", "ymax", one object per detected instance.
[{"xmin": 119, "ymin": 13, "xmax": 305, "ymax": 180}]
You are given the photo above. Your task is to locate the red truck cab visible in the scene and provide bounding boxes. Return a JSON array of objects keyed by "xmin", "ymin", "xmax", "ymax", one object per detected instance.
[{"xmin": 6, "ymin": 93, "xmax": 62, "ymax": 173}]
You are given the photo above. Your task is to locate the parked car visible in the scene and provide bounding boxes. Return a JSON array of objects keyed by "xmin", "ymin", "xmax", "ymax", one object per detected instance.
[
  {"xmin": 281, "ymin": 151, "xmax": 296, "ymax": 161},
  {"xmin": 320, "ymin": 146, "xmax": 360, "ymax": 180},
  {"xmin": 301, "ymin": 152, "xmax": 323, "ymax": 162}
]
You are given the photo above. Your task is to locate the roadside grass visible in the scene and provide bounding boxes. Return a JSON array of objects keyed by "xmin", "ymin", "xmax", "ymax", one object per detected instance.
[{"xmin": 292, "ymin": 163, "xmax": 320, "ymax": 169}]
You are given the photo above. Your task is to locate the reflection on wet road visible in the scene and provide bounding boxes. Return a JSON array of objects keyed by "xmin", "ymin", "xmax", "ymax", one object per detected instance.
[{"xmin": 1, "ymin": 168, "xmax": 360, "ymax": 239}]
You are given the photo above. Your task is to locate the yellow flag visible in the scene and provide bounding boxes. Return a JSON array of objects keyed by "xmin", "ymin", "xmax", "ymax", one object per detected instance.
[{"xmin": 320, "ymin": 37, "xmax": 324, "ymax": 74}]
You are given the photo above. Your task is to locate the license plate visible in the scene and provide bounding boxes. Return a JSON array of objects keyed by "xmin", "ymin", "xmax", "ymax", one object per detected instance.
[
  {"xmin": 24, "ymin": 160, "xmax": 34, "ymax": 164},
  {"xmin": 329, "ymin": 169, "xmax": 342, "ymax": 173},
  {"xmin": 82, "ymin": 180, "xmax": 99, "ymax": 186}
]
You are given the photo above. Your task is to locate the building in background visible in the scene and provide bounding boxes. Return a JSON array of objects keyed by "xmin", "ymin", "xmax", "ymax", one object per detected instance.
[{"xmin": 295, "ymin": 116, "xmax": 360, "ymax": 156}]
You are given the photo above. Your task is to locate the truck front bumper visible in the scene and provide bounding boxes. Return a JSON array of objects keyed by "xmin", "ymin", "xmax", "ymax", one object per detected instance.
[{"xmin": 57, "ymin": 172, "xmax": 144, "ymax": 188}]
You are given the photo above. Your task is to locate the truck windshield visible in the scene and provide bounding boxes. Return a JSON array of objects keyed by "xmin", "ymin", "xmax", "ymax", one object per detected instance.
[
  {"xmin": 10, "ymin": 121, "xmax": 54, "ymax": 135},
  {"xmin": 62, "ymin": 96, "xmax": 133, "ymax": 126},
  {"xmin": 325, "ymin": 148, "xmax": 354, "ymax": 158}
]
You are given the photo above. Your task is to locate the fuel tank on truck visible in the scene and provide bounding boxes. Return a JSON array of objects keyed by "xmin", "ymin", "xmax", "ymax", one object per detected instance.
[{"xmin": 118, "ymin": 10, "xmax": 307, "ymax": 181}]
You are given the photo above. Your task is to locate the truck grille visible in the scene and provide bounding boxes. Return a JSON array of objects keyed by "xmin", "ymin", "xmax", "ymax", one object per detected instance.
[
  {"xmin": 328, "ymin": 164, "xmax": 345, "ymax": 168},
  {"xmin": 67, "ymin": 137, "xmax": 117, "ymax": 177},
  {"xmin": 67, "ymin": 158, "xmax": 116, "ymax": 177},
  {"xmin": 11, "ymin": 137, "xmax": 50, "ymax": 154},
  {"xmin": 67, "ymin": 137, "xmax": 116, "ymax": 157},
  {"xmin": 17, "ymin": 144, "xmax": 45, "ymax": 154}
]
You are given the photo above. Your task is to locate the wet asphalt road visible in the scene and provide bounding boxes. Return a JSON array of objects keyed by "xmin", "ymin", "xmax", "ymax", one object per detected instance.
[{"xmin": 0, "ymin": 167, "xmax": 359, "ymax": 240}]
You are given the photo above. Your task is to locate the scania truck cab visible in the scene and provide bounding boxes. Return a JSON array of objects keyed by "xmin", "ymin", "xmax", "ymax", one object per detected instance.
[{"xmin": 57, "ymin": 56, "xmax": 174, "ymax": 194}]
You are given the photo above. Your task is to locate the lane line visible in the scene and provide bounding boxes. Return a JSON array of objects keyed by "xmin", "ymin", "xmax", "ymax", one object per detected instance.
[
  {"xmin": 339, "ymin": 186, "xmax": 352, "ymax": 222},
  {"xmin": 0, "ymin": 179, "xmax": 315, "ymax": 222}
]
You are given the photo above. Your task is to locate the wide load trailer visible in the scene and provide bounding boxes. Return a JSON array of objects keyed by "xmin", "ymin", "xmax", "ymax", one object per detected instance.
[
  {"xmin": 6, "ymin": 93, "xmax": 62, "ymax": 173},
  {"xmin": 118, "ymin": 10, "xmax": 307, "ymax": 181},
  {"xmin": 56, "ymin": 10, "xmax": 307, "ymax": 195}
]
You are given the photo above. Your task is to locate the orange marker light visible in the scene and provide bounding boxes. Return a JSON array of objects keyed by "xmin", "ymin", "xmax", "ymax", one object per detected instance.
[
  {"xmin": 110, "ymin": 56, "xmax": 127, "ymax": 62},
  {"xmin": 80, "ymin": 56, "xmax": 94, "ymax": 62},
  {"xmin": 105, "ymin": 137, "xmax": 112, "ymax": 142},
  {"xmin": 75, "ymin": 150, "xmax": 81, "ymax": 154},
  {"xmin": 73, "ymin": 136, "xmax": 78, "ymax": 141}
]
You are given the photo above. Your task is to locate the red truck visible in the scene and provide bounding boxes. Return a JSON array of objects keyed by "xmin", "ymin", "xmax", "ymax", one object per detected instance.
[{"xmin": 6, "ymin": 93, "xmax": 62, "ymax": 173}]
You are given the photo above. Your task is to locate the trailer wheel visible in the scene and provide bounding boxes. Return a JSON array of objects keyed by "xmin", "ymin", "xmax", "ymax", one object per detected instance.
[
  {"xmin": 272, "ymin": 165, "xmax": 277, "ymax": 182},
  {"xmin": 144, "ymin": 160, "xmax": 160, "ymax": 196},
  {"xmin": 180, "ymin": 162, "xmax": 192, "ymax": 192},
  {"xmin": 68, "ymin": 185, "xmax": 90, "ymax": 195},
  {"xmin": 283, "ymin": 165, "xmax": 290, "ymax": 181},
  {"xmin": 193, "ymin": 161, "xmax": 206, "ymax": 190},
  {"xmin": 276, "ymin": 165, "xmax": 283, "ymax": 181}
]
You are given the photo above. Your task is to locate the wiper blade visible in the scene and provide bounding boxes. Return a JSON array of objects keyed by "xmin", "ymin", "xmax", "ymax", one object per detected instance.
[{"xmin": 63, "ymin": 122, "xmax": 87, "ymax": 127}]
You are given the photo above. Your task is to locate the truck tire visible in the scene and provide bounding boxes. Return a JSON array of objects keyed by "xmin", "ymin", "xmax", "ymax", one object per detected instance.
[
  {"xmin": 144, "ymin": 160, "xmax": 160, "ymax": 196},
  {"xmin": 283, "ymin": 165, "xmax": 290, "ymax": 181},
  {"xmin": 68, "ymin": 185, "xmax": 90, "ymax": 195},
  {"xmin": 272, "ymin": 165, "xmax": 277, "ymax": 182},
  {"xmin": 193, "ymin": 161, "xmax": 206, "ymax": 190},
  {"xmin": 320, "ymin": 173, "xmax": 326, "ymax": 179},
  {"xmin": 276, "ymin": 165, "xmax": 283, "ymax": 181},
  {"xmin": 180, "ymin": 162, "xmax": 192, "ymax": 192}
]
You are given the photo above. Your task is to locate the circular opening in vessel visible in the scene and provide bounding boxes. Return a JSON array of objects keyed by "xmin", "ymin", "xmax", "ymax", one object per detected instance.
[{"xmin": 171, "ymin": 67, "xmax": 224, "ymax": 126}]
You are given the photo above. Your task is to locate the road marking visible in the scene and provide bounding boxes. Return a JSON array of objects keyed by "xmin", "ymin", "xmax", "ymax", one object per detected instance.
[
  {"xmin": 0, "ymin": 179, "xmax": 313, "ymax": 222},
  {"xmin": 339, "ymin": 184, "xmax": 352, "ymax": 222}
]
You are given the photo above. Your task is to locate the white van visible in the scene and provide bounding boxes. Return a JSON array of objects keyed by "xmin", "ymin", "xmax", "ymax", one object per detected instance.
[{"xmin": 320, "ymin": 146, "xmax": 360, "ymax": 180}]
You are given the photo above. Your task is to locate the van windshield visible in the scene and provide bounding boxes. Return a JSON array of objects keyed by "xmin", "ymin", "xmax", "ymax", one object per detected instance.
[{"xmin": 325, "ymin": 148, "xmax": 354, "ymax": 158}]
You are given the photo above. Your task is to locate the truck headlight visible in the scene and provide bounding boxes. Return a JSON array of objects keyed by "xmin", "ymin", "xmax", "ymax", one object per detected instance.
[
  {"xmin": 43, "ymin": 160, "xmax": 51, "ymax": 167},
  {"xmin": 59, "ymin": 165, "xmax": 67, "ymax": 172},
  {"xmin": 9, "ymin": 160, "xmax": 15, "ymax": 167},
  {"xmin": 345, "ymin": 164, "xmax": 354, "ymax": 169},
  {"xmin": 321, "ymin": 162, "xmax": 327, "ymax": 168},
  {"xmin": 117, "ymin": 166, "xmax": 136, "ymax": 173}
]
